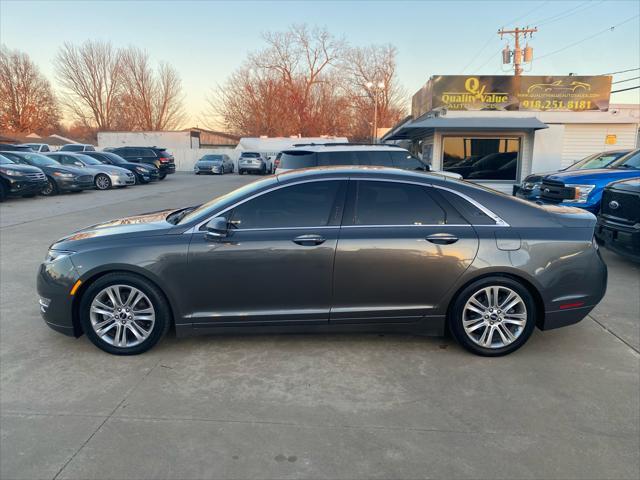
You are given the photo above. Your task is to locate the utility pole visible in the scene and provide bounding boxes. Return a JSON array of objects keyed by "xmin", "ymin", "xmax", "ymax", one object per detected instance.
[
  {"xmin": 499, "ymin": 26, "xmax": 537, "ymax": 75},
  {"xmin": 366, "ymin": 81, "xmax": 385, "ymax": 143}
]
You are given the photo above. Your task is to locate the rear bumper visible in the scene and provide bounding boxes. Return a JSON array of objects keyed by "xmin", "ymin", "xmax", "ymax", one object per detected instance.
[
  {"xmin": 540, "ymin": 305, "xmax": 597, "ymax": 330},
  {"xmin": 159, "ymin": 163, "xmax": 176, "ymax": 175},
  {"xmin": 239, "ymin": 163, "xmax": 265, "ymax": 172}
]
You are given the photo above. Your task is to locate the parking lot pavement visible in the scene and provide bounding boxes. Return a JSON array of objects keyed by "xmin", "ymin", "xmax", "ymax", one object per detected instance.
[{"xmin": 1, "ymin": 172, "xmax": 638, "ymax": 480}]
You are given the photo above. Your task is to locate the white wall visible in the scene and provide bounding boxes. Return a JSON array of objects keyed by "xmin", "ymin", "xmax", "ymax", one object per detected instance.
[
  {"xmin": 98, "ymin": 131, "xmax": 192, "ymax": 151},
  {"xmin": 531, "ymin": 124, "xmax": 565, "ymax": 173},
  {"xmin": 560, "ymin": 123, "xmax": 638, "ymax": 168}
]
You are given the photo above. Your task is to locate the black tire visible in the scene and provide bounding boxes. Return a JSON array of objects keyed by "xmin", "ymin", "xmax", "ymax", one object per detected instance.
[
  {"xmin": 195, "ymin": 171, "xmax": 200, "ymax": 175},
  {"xmin": 22, "ymin": 193, "xmax": 37, "ymax": 198},
  {"xmin": 95, "ymin": 173, "xmax": 112, "ymax": 190},
  {"xmin": 0, "ymin": 181, "xmax": 6, "ymax": 202},
  {"xmin": 159, "ymin": 172, "xmax": 167, "ymax": 180},
  {"xmin": 239, "ymin": 169, "xmax": 244, "ymax": 175},
  {"xmin": 79, "ymin": 272, "xmax": 171, "ymax": 355},
  {"xmin": 448, "ymin": 276, "xmax": 536, "ymax": 357},
  {"xmin": 41, "ymin": 177, "xmax": 59, "ymax": 196}
]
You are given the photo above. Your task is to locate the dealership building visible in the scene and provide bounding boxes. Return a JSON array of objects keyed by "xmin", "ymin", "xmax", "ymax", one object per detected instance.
[{"xmin": 383, "ymin": 75, "xmax": 639, "ymax": 192}]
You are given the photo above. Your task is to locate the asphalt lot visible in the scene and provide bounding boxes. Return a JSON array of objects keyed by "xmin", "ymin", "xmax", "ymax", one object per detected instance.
[{"xmin": 1, "ymin": 172, "xmax": 639, "ymax": 480}]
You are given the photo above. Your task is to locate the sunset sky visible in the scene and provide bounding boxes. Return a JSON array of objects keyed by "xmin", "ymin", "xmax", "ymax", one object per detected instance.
[{"xmin": 1, "ymin": 0, "xmax": 638, "ymax": 126}]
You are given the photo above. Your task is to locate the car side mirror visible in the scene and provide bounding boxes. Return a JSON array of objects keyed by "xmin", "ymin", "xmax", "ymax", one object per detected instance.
[
  {"xmin": 204, "ymin": 217, "xmax": 229, "ymax": 240},
  {"xmin": 74, "ymin": 161, "xmax": 83, "ymax": 167}
]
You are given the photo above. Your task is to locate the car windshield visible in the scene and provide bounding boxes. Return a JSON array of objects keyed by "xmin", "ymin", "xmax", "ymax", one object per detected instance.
[
  {"xmin": 610, "ymin": 150, "xmax": 640, "ymax": 170},
  {"xmin": 75, "ymin": 154, "xmax": 102, "ymax": 165},
  {"xmin": 177, "ymin": 177, "xmax": 275, "ymax": 225},
  {"xmin": 103, "ymin": 153, "xmax": 126, "ymax": 164},
  {"xmin": 241, "ymin": 152, "xmax": 260, "ymax": 158},
  {"xmin": 7, "ymin": 152, "xmax": 58, "ymax": 167},
  {"xmin": 201, "ymin": 155, "xmax": 223, "ymax": 162},
  {"xmin": 569, "ymin": 151, "xmax": 629, "ymax": 170},
  {"xmin": 0, "ymin": 155, "xmax": 14, "ymax": 164}
]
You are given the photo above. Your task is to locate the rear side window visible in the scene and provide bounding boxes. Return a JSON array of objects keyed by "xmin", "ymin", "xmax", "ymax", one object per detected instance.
[
  {"xmin": 390, "ymin": 151, "xmax": 425, "ymax": 170},
  {"xmin": 361, "ymin": 151, "xmax": 394, "ymax": 167},
  {"xmin": 317, "ymin": 151, "xmax": 359, "ymax": 166},
  {"xmin": 347, "ymin": 181, "xmax": 447, "ymax": 226},
  {"xmin": 229, "ymin": 180, "xmax": 344, "ymax": 229},
  {"xmin": 436, "ymin": 189, "xmax": 496, "ymax": 225},
  {"xmin": 279, "ymin": 151, "xmax": 317, "ymax": 169}
]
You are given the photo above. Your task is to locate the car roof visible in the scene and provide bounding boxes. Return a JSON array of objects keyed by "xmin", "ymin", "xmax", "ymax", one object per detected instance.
[
  {"xmin": 275, "ymin": 165, "xmax": 452, "ymax": 186},
  {"xmin": 283, "ymin": 144, "xmax": 409, "ymax": 153}
]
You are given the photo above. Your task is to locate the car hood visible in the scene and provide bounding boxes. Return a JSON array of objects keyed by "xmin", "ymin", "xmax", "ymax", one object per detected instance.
[
  {"xmin": 89, "ymin": 165, "xmax": 131, "ymax": 175},
  {"xmin": 524, "ymin": 171, "xmax": 557, "ymax": 183},
  {"xmin": 544, "ymin": 168, "xmax": 640, "ymax": 185},
  {"xmin": 0, "ymin": 163, "xmax": 43, "ymax": 174},
  {"xmin": 52, "ymin": 209, "xmax": 176, "ymax": 248},
  {"xmin": 607, "ymin": 177, "xmax": 640, "ymax": 193}
]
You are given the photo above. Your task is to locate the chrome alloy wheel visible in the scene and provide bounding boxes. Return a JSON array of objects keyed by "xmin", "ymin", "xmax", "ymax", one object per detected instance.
[
  {"xmin": 95, "ymin": 174, "xmax": 111, "ymax": 190},
  {"xmin": 462, "ymin": 286, "xmax": 527, "ymax": 349},
  {"xmin": 89, "ymin": 285, "xmax": 155, "ymax": 348}
]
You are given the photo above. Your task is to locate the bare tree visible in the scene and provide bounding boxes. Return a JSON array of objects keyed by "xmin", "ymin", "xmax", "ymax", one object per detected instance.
[
  {"xmin": 119, "ymin": 47, "xmax": 186, "ymax": 130},
  {"xmin": 55, "ymin": 40, "xmax": 123, "ymax": 130},
  {"xmin": 342, "ymin": 44, "xmax": 407, "ymax": 141},
  {"xmin": 204, "ymin": 25, "xmax": 407, "ymax": 140},
  {"xmin": 0, "ymin": 46, "xmax": 60, "ymax": 134}
]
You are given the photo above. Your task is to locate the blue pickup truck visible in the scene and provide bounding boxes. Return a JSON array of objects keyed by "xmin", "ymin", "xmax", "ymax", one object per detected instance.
[{"xmin": 536, "ymin": 149, "xmax": 640, "ymax": 214}]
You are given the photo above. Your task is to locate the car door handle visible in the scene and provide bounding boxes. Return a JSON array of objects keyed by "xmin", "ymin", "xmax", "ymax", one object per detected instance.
[
  {"xmin": 293, "ymin": 234, "xmax": 326, "ymax": 246},
  {"xmin": 426, "ymin": 233, "xmax": 459, "ymax": 245}
]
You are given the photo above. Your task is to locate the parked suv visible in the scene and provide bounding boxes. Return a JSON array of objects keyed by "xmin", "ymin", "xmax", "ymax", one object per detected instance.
[
  {"xmin": 537, "ymin": 149, "xmax": 640, "ymax": 214},
  {"xmin": 596, "ymin": 177, "xmax": 640, "ymax": 262},
  {"xmin": 82, "ymin": 151, "xmax": 159, "ymax": 184},
  {"xmin": 60, "ymin": 144, "xmax": 96, "ymax": 152},
  {"xmin": 514, "ymin": 149, "xmax": 631, "ymax": 200},
  {"xmin": 19, "ymin": 143, "xmax": 51, "ymax": 153},
  {"xmin": 274, "ymin": 144, "xmax": 462, "ymax": 179},
  {"xmin": 238, "ymin": 152, "xmax": 269, "ymax": 175},
  {"xmin": 107, "ymin": 146, "xmax": 176, "ymax": 179},
  {"xmin": 46, "ymin": 152, "xmax": 135, "ymax": 190},
  {"xmin": 0, "ymin": 151, "xmax": 94, "ymax": 196},
  {"xmin": 0, "ymin": 153, "xmax": 48, "ymax": 201}
]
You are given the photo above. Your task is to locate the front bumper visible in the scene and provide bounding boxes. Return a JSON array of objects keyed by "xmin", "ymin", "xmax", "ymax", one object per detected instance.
[
  {"xmin": 195, "ymin": 164, "xmax": 223, "ymax": 174},
  {"xmin": 37, "ymin": 255, "xmax": 80, "ymax": 337},
  {"xmin": 110, "ymin": 173, "xmax": 136, "ymax": 186},
  {"xmin": 596, "ymin": 217, "xmax": 640, "ymax": 262},
  {"xmin": 57, "ymin": 176, "xmax": 95, "ymax": 192},
  {"xmin": 6, "ymin": 178, "xmax": 47, "ymax": 196}
]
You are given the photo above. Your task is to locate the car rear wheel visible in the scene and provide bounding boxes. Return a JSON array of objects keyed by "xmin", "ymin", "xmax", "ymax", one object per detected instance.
[
  {"xmin": 41, "ymin": 177, "xmax": 58, "ymax": 196},
  {"xmin": 158, "ymin": 172, "xmax": 167, "ymax": 180},
  {"xmin": 95, "ymin": 174, "xmax": 112, "ymax": 190},
  {"xmin": 449, "ymin": 277, "xmax": 536, "ymax": 356},
  {"xmin": 80, "ymin": 273, "xmax": 171, "ymax": 355}
]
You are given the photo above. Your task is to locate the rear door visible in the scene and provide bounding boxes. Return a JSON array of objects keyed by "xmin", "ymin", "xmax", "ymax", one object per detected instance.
[{"xmin": 330, "ymin": 180, "xmax": 479, "ymax": 323}]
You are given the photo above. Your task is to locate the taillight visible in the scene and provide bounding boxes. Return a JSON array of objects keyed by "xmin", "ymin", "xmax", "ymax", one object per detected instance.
[{"xmin": 158, "ymin": 156, "xmax": 172, "ymax": 163}]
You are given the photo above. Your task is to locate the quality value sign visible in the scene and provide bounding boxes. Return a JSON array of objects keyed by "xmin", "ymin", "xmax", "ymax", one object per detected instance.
[{"xmin": 412, "ymin": 75, "xmax": 612, "ymax": 115}]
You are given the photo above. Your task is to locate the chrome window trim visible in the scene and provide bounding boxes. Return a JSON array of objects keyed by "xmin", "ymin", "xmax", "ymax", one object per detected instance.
[{"xmin": 184, "ymin": 175, "xmax": 509, "ymax": 234}]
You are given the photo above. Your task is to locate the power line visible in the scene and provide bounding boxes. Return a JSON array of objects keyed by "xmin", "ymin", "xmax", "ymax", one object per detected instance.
[
  {"xmin": 535, "ymin": 15, "xmax": 640, "ymax": 62},
  {"xmin": 601, "ymin": 67, "xmax": 640, "ymax": 76},
  {"xmin": 537, "ymin": 0, "xmax": 605, "ymax": 26},
  {"xmin": 611, "ymin": 85, "xmax": 640, "ymax": 94},
  {"xmin": 530, "ymin": 1, "xmax": 592, "ymax": 26},
  {"xmin": 612, "ymin": 76, "xmax": 640, "ymax": 84},
  {"xmin": 461, "ymin": 1, "xmax": 548, "ymax": 73}
]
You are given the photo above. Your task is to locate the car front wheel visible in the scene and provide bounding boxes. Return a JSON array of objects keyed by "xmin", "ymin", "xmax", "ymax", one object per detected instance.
[
  {"xmin": 41, "ymin": 177, "xmax": 58, "ymax": 196},
  {"xmin": 449, "ymin": 277, "xmax": 536, "ymax": 356},
  {"xmin": 79, "ymin": 273, "xmax": 171, "ymax": 355}
]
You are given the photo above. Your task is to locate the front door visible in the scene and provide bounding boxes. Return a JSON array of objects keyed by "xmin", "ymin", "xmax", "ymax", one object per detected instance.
[
  {"xmin": 186, "ymin": 180, "xmax": 347, "ymax": 326},
  {"xmin": 331, "ymin": 180, "xmax": 479, "ymax": 323}
]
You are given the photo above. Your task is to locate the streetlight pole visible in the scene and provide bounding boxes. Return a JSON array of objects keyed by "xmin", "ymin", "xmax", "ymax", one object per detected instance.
[{"xmin": 366, "ymin": 81, "xmax": 385, "ymax": 143}]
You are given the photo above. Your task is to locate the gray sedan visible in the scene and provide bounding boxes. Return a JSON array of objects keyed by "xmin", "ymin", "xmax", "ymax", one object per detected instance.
[
  {"xmin": 47, "ymin": 152, "xmax": 135, "ymax": 189},
  {"xmin": 37, "ymin": 166, "xmax": 607, "ymax": 356},
  {"xmin": 194, "ymin": 154, "xmax": 234, "ymax": 174}
]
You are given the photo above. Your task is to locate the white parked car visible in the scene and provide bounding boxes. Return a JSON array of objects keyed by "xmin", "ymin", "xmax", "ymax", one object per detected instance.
[
  {"xmin": 273, "ymin": 144, "xmax": 463, "ymax": 179},
  {"xmin": 19, "ymin": 143, "xmax": 51, "ymax": 153}
]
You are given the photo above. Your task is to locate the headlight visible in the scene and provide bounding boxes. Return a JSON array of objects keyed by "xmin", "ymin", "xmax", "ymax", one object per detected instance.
[
  {"xmin": 46, "ymin": 249, "xmax": 75, "ymax": 261},
  {"xmin": 0, "ymin": 168, "xmax": 25, "ymax": 177},
  {"xmin": 52, "ymin": 171, "xmax": 74, "ymax": 178},
  {"xmin": 135, "ymin": 166, "xmax": 148, "ymax": 173},
  {"xmin": 523, "ymin": 182, "xmax": 540, "ymax": 190},
  {"xmin": 564, "ymin": 184, "xmax": 596, "ymax": 203}
]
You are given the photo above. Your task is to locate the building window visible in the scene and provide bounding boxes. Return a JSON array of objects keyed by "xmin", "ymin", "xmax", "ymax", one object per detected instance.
[{"xmin": 442, "ymin": 137, "xmax": 520, "ymax": 181}]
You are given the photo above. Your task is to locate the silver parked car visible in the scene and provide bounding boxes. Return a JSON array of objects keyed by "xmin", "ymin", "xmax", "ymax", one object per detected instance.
[
  {"xmin": 19, "ymin": 143, "xmax": 51, "ymax": 153},
  {"xmin": 194, "ymin": 154, "xmax": 234, "ymax": 175},
  {"xmin": 47, "ymin": 152, "xmax": 135, "ymax": 190},
  {"xmin": 238, "ymin": 152, "xmax": 270, "ymax": 175}
]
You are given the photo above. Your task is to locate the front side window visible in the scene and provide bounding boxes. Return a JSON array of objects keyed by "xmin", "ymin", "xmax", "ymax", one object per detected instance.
[
  {"xmin": 347, "ymin": 181, "xmax": 447, "ymax": 226},
  {"xmin": 442, "ymin": 137, "xmax": 520, "ymax": 180},
  {"xmin": 228, "ymin": 180, "xmax": 344, "ymax": 229}
]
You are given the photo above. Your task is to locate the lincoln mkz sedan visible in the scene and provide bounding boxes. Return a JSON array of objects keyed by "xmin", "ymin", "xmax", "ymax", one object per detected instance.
[{"xmin": 38, "ymin": 167, "xmax": 607, "ymax": 356}]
